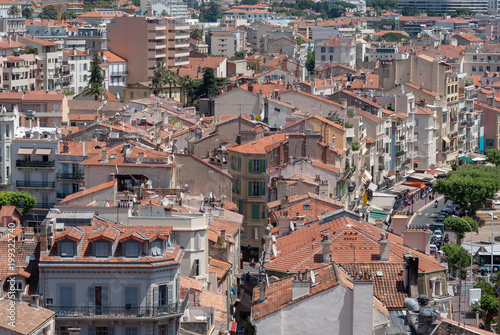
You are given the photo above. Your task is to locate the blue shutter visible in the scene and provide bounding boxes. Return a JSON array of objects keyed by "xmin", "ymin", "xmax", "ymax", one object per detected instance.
[
  {"xmin": 102, "ymin": 286, "xmax": 108, "ymax": 313},
  {"xmin": 88, "ymin": 327, "xmax": 95, "ymax": 335},
  {"xmin": 88, "ymin": 286, "xmax": 95, "ymax": 315},
  {"xmin": 168, "ymin": 283, "xmax": 174, "ymax": 305},
  {"xmin": 167, "ymin": 323, "xmax": 174, "ymax": 335},
  {"xmin": 153, "ymin": 326, "xmax": 159, "ymax": 335},
  {"xmin": 108, "ymin": 327, "xmax": 114, "ymax": 335},
  {"xmin": 153, "ymin": 285, "xmax": 159, "ymax": 308},
  {"xmin": 59, "ymin": 286, "xmax": 73, "ymax": 308}
]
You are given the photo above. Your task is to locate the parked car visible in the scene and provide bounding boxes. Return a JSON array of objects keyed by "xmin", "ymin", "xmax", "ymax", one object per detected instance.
[
  {"xmin": 433, "ymin": 230, "xmax": 443, "ymax": 240},
  {"xmin": 430, "ymin": 245, "xmax": 438, "ymax": 258}
]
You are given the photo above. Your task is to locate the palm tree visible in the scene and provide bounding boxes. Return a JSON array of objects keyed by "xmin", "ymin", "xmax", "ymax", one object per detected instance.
[
  {"xmin": 165, "ymin": 70, "xmax": 180, "ymax": 100},
  {"xmin": 8, "ymin": 5, "xmax": 20, "ymax": 17},
  {"xmin": 181, "ymin": 75, "xmax": 195, "ymax": 107},
  {"xmin": 149, "ymin": 61, "xmax": 167, "ymax": 96},
  {"xmin": 82, "ymin": 82, "xmax": 108, "ymax": 101}
]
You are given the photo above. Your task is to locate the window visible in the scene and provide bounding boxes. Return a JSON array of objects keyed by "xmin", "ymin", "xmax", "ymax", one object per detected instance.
[
  {"xmin": 5, "ymin": 146, "xmax": 8, "ymax": 161},
  {"xmin": 170, "ymin": 231, "xmax": 179, "ymax": 245},
  {"xmin": 130, "ymin": 91, "xmax": 134, "ymax": 99},
  {"xmin": 59, "ymin": 286, "xmax": 73, "ymax": 308},
  {"xmin": 249, "ymin": 181, "xmax": 264, "ymax": 196},
  {"xmin": 321, "ymin": 47, "xmax": 325, "ymax": 53},
  {"xmin": 60, "ymin": 241, "xmax": 74, "ymax": 257},
  {"xmin": 193, "ymin": 259, "xmax": 200, "ymax": 276},
  {"xmin": 159, "ymin": 284, "xmax": 167, "ymax": 306},
  {"xmin": 95, "ymin": 242, "xmax": 108, "ymax": 257},
  {"xmin": 252, "ymin": 159, "xmax": 260, "ymax": 172},
  {"xmin": 125, "ymin": 328, "xmax": 138, "ymax": 335},
  {"xmin": 233, "ymin": 178, "xmax": 241, "ymax": 194},
  {"xmin": 321, "ymin": 55, "xmax": 325, "ymax": 61},
  {"xmin": 252, "ymin": 204, "xmax": 259, "ymax": 220},
  {"xmin": 5, "ymin": 124, "xmax": 9, "ymax": 138},
  {"xmin": 194, "ymin": 231, "xmax": 201, "ymax": 251},
  {"xmin": 150, "ymin": 239, "xmax": 163, "ymax": 256},
  {"xmin": 125, "ymin": 241, "xmax": 139, "ymax": 257}
]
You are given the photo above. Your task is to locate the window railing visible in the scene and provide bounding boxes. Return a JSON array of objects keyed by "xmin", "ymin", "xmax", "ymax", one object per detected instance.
[
  {"xmin": 16, "ymin": 160, "xmax": 54, "ymax": 168},
  {"xmin": 16, "ymin": 181, "xmax": 54, "ymax": 188},
  {"xmin": 57, "ymin": 173, "xmax": 83, "ymax": 180}
]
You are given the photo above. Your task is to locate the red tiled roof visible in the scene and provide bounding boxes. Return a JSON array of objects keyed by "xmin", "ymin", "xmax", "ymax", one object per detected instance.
[
  {"xmin": 209, "ymin": 257, "xmax": 231, "ymax": 280},
  {"xmin": 54, "ymin": 226, "xmax": 84, "ymax": 242},
  {"xmin": 227, "ymin": 133, "xmax": 287, "ymax": 154},
  {"xmin": 60, "ymin": 179, "xmax": 116, "ymax": 203},
  {"xmin": 0, "ymin": 300, "xmax": 54, "ymax": 334}
]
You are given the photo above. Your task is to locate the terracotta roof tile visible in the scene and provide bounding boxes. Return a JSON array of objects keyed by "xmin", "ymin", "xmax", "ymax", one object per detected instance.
[
  {"xmin": 0, "ymin": 300, "xmax": 54, "ymax": 334},
  {"xmin": 60, "ymin": 179, "xmax": 116, "ymax": 203},
  {"xmin": 209, "ymin": 257, "xmax": 231, "ymax": 280},
  {"xmin": 227, "ymin": 133, "xmax": 287, "ymax": 154}
]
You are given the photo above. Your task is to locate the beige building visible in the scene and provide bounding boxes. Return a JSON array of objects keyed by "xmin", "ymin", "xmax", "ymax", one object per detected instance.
[{"xmin": 107, "ymin": 16, "xmax": 189, "ymax": 84}]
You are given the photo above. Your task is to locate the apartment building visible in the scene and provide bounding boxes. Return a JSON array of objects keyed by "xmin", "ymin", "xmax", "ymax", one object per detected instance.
[
  {"xmin": 39, "ymin": 219, "xmax": 187, "ymax": 335},
  {"xmin": 62, "ymin": 49, "xmax": 90, "ymax": 95},
  {"xmin": 458, "ymin": 76, "xmax": 478, "ymax": 154},
  {"xmin": 107, "ymin": 16, "xmax": 189, "ymax": 84},
  {"xmin": 100, "ymin": 51, "xmax": 128, "ymax": 97},
  {"xmin": 0, "ymin": 91, "xmax": 69, "ymax": 128},
  {"xmin": 463, "ymin": 49, "xmax": 500, "ymax": 76},
  {"xmin": 18, "ymin": 36, "xmax": 63, "ymax": 91},
  {"xmin": 314, "ymin": 38, "xmax": 356, "ymax": 69},
  {"xmin": 0, "ymin": 106, "xmax": 18, "ymax": 189},
  {"xmin": 475, "ymin": 102, "xmax": 500, "ymax": 150},
  {"xmin": 2, "ymin": 54, "xmax": 37, "ymax": 91},
  {"xmin": 413, "ymin": 107, "xmax": 439, "ymax": 170},
  {"xmin": 227, "ymin": 133, "xmax": 287, "ymax": 257},
  {"xmin": 207, "ymin": 30, "xmax": 235, "ymax": 58}
]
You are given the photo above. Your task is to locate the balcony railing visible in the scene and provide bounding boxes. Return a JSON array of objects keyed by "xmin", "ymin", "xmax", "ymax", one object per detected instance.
[
  {"xmin": 49, "ymin": 294, "xmax": 188, "ymax": 319},
  {"xmin": 16, "ymin": 181, "xmax": 54, "ymax": 188},
  {"xmin": 396, "ymin": 150, "xmax": 405, "ymax": 157},
  {"xmin": 57, "ymin": 173, "xmax": 83, "ymax": 180},
  {"xmin": 34, "ymin": 202, "xmax": 54, "ymax": 208},
  {"xmin": 16, "ymin": 160, "xmax": 54, "ymax": 168}
]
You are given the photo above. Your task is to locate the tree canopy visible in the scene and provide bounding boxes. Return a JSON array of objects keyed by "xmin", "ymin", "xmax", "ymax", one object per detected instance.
[
  {"xmin": 39, "ymin": 6, "xmax": 57, "ymax": 20},
  {"xmin": 434, "ymin": 165, "xmax": 500, "ymax": 215},
  {"xmin": 199, "ymin": 67, "xmax": 220, "ymax": 98},
  {"xmin": 401, "ymin": 5, "xmax": 420, "ymax": 16},
  {"xmin": 486, "ymin": 149, "xmax": 500, "ymax": 166},
  {"xmin": 367, "ymin": 0, "xmax": 398, "ymax": 10},
  {"xmin": 378, "ymin": 32, "xmax": 408, "ymax": 42},
  {"xmin": 472, "ymin": 294, "xmax": 499, "ymax": 331},
  {"xmin": 443, "ymin": 216, "xmax": 477, "ymax": 243},
  {"xmin": 200, "ymin": 1, "xmax": 222, "ymax": 22},
  {"xmin": 82, "ymin": 53, "xmax": 107, "ymax": 100},
  {"xmin": 190, "ymin": 28, "xmax": 204, "ymax": 41},
  {"xmin": 442, "ymin": 243, "xmax": 470, "ymax": 279},
  {"xmin": 0, "ymin": 191, "xmax": 36, "ymax": 215},
  {"xmin": 22, "ymin": 7, "xmax": 33, "ymax": 19},
  {"xmin": 306, "ymin": 51, "xmax": 315, "ymax": 73},
  {"xmin": 150, "ymin": 61, "xmax": 168, "ymax": 96}
]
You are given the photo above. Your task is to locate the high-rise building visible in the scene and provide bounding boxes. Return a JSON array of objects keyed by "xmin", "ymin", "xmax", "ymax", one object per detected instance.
[
  {"xmin": 397, "ymin": 0, "xmax": 488, "ymax": 14},
  {"xmin": 107, "ymin": 16, "xmax": 189, "ymax": 84}
]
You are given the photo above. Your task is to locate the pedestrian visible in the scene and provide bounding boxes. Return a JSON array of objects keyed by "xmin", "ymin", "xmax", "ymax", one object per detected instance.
[{"xmin": 251, "ymin": 258, "xmax": 255, "ymax": 268}]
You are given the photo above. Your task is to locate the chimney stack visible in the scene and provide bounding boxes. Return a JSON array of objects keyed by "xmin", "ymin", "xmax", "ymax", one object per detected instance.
[
  {"xmin": 101, "ymin": 149, "xmax": 108, "ymax": 163},
  {"xmin": 277, "ymin": 213, "xmax": 291, "ymax": 237},
  {"xmin": 379, "ymin": 232, "xmax": 390, "ymax": 261},
  {"xmin": 264, "ymin": 219, "xmax": 272, "ymax": 263},
  {"xmin": 295, "ymin": 214, "xmax": 305, "ymax": 230},
  {"xmin": 331, "ymin": 136, "xmax": 336, "ymax": 148},
  {"xmin": 403, "ymin": 226, "xmax": 432, "ymax": 255},
  {"xmin": 137, "ymin": 152, "xmax": 145, "ymax": 164},
  {"xmin": 259, "ymin": 280, "xmax": 266, "ymax": 302},
  {"xmin": 321, "ymin": 233, "xmax": 332, "ymax": 264}
]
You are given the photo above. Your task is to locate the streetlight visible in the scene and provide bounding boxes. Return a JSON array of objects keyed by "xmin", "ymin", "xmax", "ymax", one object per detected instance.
[
  {"xmin": 489, "ymin": 212, "xmax": 498, "ymax": 282},
  {"xmin": 452, "ymin": 215, "xmax": 474, "ymax": 282}
]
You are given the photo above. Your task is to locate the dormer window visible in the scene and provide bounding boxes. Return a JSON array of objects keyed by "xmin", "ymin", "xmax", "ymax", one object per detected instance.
[
  {"xmin": 94, "ymin": 241, "xmax": 109, "ymax": 258},
  {"xmin": 60, "ymin": 241, "xmax": 74, "ymax": 257},
  {"xmin": 125, "ymin": 241, "xmax": 139, "ymax": 258},
  {"xmin": 150, "ymin": 239, "xmax": 163, "ymax": 257}
]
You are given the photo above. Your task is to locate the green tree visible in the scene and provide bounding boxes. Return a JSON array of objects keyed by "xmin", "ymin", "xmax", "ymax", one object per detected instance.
[
  {"xmin": 8, "ymin": 5, "xmax": 20, "ymax": 17},
  {"xmin": 472, "ymin": 294, "xmax": 499, "ymax": 331},
  {"xmin": 165, "ymin": 70, "xmax": 180, "ymax": 99},
  {"xmin": 475, "ymin": 277, "xmax": 498, "ymax": 298},
  {"xmin": 200, "ymin": 67, "xmax": 219, "ymax": 98},
  {"xmin": 442, "ymin": 243, "xmax": 470, "ymax": 279},
  {"xmin": 241, "ymin": 0, "xmax": 258, "ymax": 4},
  {"xmin": 401, "ymin": 5, "xmax": 420, "ymax": 16},
  {"xmin": 306, "ymin": 50, "xmax": 315, "ymax": 73},
  {"xmin": 443, "ymin": 216, "xmax": 478, "ymax": 245},
  {"xmin": 0, "ymin": 191, "xmax": 36, "ymax": 215},
  {"xmin": 82, "ymin": 82, "xmax": 108, "ymax": 101},
  {"xmin": 486, "ymin": 149, "xmax": 500, "ymax": 166},
  {"xmin": 61, "ymin": 11, "xmax": 77, "ymax": 20},
  {"xmin": 190, "ymin": 28, "xmax": 204, "ymax": 41},
  {"xmin": 200, "ymin": 1, "xmax": 222, "ymax": 22},
  {"xmin": 434, "ymin": 165, "xmax": 500, "ymax": 215},
  {"xmin": 22, "ymin": 7, "xmax": 33, "ymax": 19},
  {"xmin": 89, "ymin": 52, "xmax": 105, "ymax": 86},
  {"xmin": 39, "ymin": 6, "xmax": 57, "ymax": 19},
  {"xmin": 149, "ymin": 61, "xmax": 167, "ymax": 96},
  {"xmin": 295, "ymin": 37, "xmax": 305, "ymax": 45},
  {"xmin": 379, "ymin": 32, "xmax": 408, "ymax": 42},
  {"xmin": 455, "ymin": 8, "xmax": 473, "ymax": 16},
  {"xmin": 181, "ymin": 75, "xmax": 195, "ymax": 107},
  {"xmin": 367, "ymin": 0, "xmax": 398, "ymax": 10},
  {"xmin": 230, "ymin": 51, "xmax": 246, "ymax": 60},
  {"xmin": 371, "ymin": 18, "xmax": 396, "ymax": 30}
]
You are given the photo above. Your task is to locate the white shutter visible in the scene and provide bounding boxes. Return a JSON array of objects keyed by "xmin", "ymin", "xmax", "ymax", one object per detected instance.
[{"xmin": 194, "ymin": 232, "xmax": 200, "ymax": 251}]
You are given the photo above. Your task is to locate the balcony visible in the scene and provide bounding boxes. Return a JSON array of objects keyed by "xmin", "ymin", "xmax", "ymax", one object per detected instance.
[
  {"xmin": 57, "ymin": 173, "xmax": 83, "ymax": 180},
  {"xmin": 408, "ymin": 135, "xmax": 418, "ymax": 142},
  {"xmin": 396, "ymin": 150, "xmax": 405, "ymax": 157},
  {"xmin": 16, "ymin": 160, "xmax": 54, "ymax": 168},
  {"xmin": 48, "ymin": 296, "xmax": 188, "ymax": 320},
  {"xmin": 16, "ymin": 181, "xmax": 55, "ymax": 188},
  {"xmin": 459, "ymin": 134, "xmax": 467, "ymax": 141},
  {"xmin": 409, "ymin": 151, "xmax": 418, "ymax": 158}
]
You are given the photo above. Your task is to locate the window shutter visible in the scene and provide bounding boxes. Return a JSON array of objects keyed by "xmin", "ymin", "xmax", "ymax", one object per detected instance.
[
  {"xmin": 56, "ymin": 326, "xmax": 60, "ymax": 335},
  {"xmin": 252, "ymin": 205, "xmax": 259, "ymax": 220},
  {"xmin": 237, "ymin": 157, "xmax": 241, "ymax": 170},
  {"xmin": 88, "ymin": 286, "xmax": 95, "ymax": 315},
  {"xmin": 108, "ymin": 327, "xmax": 115, "ymax": 335},
  {"xmin": 248, "ymin": 181, "xmax": 252, "ymax": 196},
  {"xmin": 153, "ymin": 326, "xmax": 159, "ymax": 335},
  {"xmin": 232, "ymin": 179, "xmax": 237, "ymax": 193},
  {"xmin": 88, "ymin": 327, "xmax": 95, "ymax": 335},
  {"xmin": 248, "ymin": 159, "xmax": 252, "ymax": 173},
  {"xmin": 102, "ymin": 286, "xmax": 108, "ymax": 312},
  {"xmin": 168, "ymin": 283, "xmax": 174, "ymax": 305},
  {"xmin": 60, "ymin": 286, "xmax": 73, "ymax": 307},
  {"xmin": 259, "ymin": 182, "xmax": 265, "ymax": 196},
  {"xmin": 176, "ymin": 276, "xmax": 181, "ymax": 303},
  {"xmin": 153, "ymin": 285, "xmax": 159, "ymax": 308},
  {"xmin": 168, "ymin": 323, "xmax": 174, "ymax": 335},
  {"xmin": 260, "ymin": 159, "xmax": 265, "ymax": 172}
]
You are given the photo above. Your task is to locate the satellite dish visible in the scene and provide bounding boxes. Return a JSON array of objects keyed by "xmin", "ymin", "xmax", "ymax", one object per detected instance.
[
  {"xmin": 310, "ymin": 270, "xmax": 316, "ymax": 284},
  {"xmin": 209, "ymin": 192, "xmax": 214, "ymax": 199},
  {"xmin": 272, "ymin": 244, "xmax": 277, "ymax": 257},
  {"xmin": 266, "ymin": 273, "xmax": 270, "ymax": 288},
  {"xmin": 290, "ymin": 221, "xmax": 294, "ymax": 231}
]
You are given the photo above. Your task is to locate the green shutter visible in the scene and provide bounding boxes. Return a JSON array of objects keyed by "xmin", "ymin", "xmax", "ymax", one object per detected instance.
[
  {"xmin": 237, "ymin": 157, "xmax": 241, "ymax": 171},
  {"xmin": 238, "ymin": 179, "xmax": 241, "ymax": 194},
  {"xmin": 248, "ymin": 159, "xmax": 253, "ymax": 173},
  {"xmin": 260, "ymin": 159, "xmax": 266, "ymax": 173},
  {"xmin": 231, "ymin": 156, "xmax": 235, "ymax": 170},
  {"xmin": 233, "ymin": 179, "xmax": 237, "ymax": 193},
  {"xmin": 248, "ymin": 181, "xmax": 252, "ymax": 196},
  {"xmin": 259, "ymin": 181, "xmax": 265, "ymax": 196},
  {"xmin": 252, "ymin": 204, "xmax": 259, "ymax": 220}
]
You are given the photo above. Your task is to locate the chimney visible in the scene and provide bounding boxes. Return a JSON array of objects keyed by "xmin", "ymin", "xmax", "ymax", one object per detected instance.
[
  {"xmin": 62, "ymin": 141, "xmax": 69, "ymax": 153},
  {"xmin": 295, "ymin": 214, "xmax": 305, "ymax": 230},
  {"xmin": 292, "ymin": 271, "xmax": 310, "ymax": 300},
  {"xmin": 32, "ymin": 295, "xmax": 40, "ymax": 308},
  {"xmin": 259, "ymin": 280, "xmax": 266, "ymax": 302},
  {"xmin": 352, "ymin": 272, "xmax": 374, "ymax": 335},
  {"xmin": 331, "ymin": 136, "xmax": 336, "ymax": 148},
  {"xmin": 379, "ymin": 232, "xmax": 390, "ymax": 261},
  {"xmin": 391, "ymin": 212, "xmax": 409, "ymax": 236},
  {"xmin": 221, "ymin": 229, "xmax": 225, "ymax": 240},
  {"xmin": 403, "ymin": 226, "xmax": 432, "ymax": 255},
  {"xmin": 101, "ymin": 149, "xmax": 108, "ymax": 163},
  {"xmin": 404, "ymin": 253, "xmax": 419, "ymax": 297},
  {"xmin": 248, "ymin": 82, "xmax": 254, "ymax": 93},
  {"xmin": 137, "ymin": 152, "xmax": 144, "ymax": 164},
  {"xmin": 8, "ymin": 35, "xmax": 11, "ymax": 46},
  {"xmin": 277, "ymin": 214, "xmax": 291, "ymax": 237},
  {"xmin": 321, "ymin": 233, "xmax": 332, "ymax": 264}
]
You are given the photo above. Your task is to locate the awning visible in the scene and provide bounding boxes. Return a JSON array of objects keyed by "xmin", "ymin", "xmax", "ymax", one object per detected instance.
[
  {"xmin": 472, "ymin": 157, "xmax": 486, "ymax": 161},
  {"xmin": 361, "ymin": 170, "xmax": 373, "ymax": 185},
  {"xmin": 368, "ymin": 183, "xmax": 378, "ymax": 191},
  {"xmin": 17, "ymin": 148, "xmax": 33, "ymax": 155},
  {"xmin": 459, "ymin": 156, "xmax": 474, "ymax": 164},
  {"xmin": 442, "ymin": 136, "xmax": 450, "ymax": 143},
  {"xmin": 35, "ymin": 148, "xmax": 52, "ymax": 155}
]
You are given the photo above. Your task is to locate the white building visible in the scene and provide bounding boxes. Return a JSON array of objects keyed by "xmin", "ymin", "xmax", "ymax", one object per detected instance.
[
  {"xmin": 329, "ymin": 0, "xmax": 366, "ymax": 13},
  {"xmin": 414, "ymin": 107, "xmax": 438, "ymax": 170},
  {"xmin": 100, "ymin": 51, "xmax": 128, "ymax": 97},
  {"xmin": 314, "ymin": 38, "xmax": 356, "ymax": 69},
  {"xmin": 63, "ymin": 49, "xmax": 91, "ymax": 95},
  {"xmin": 0, "ymin": 105, "xmax": 18, "ymax": 190},
  {"xmin": 39, "ymin": 219, "xmax": 187, "ymax": 335},
  {"xmin": 0, "ymin": 0, "xmax": 22, "ymax": 18}
]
